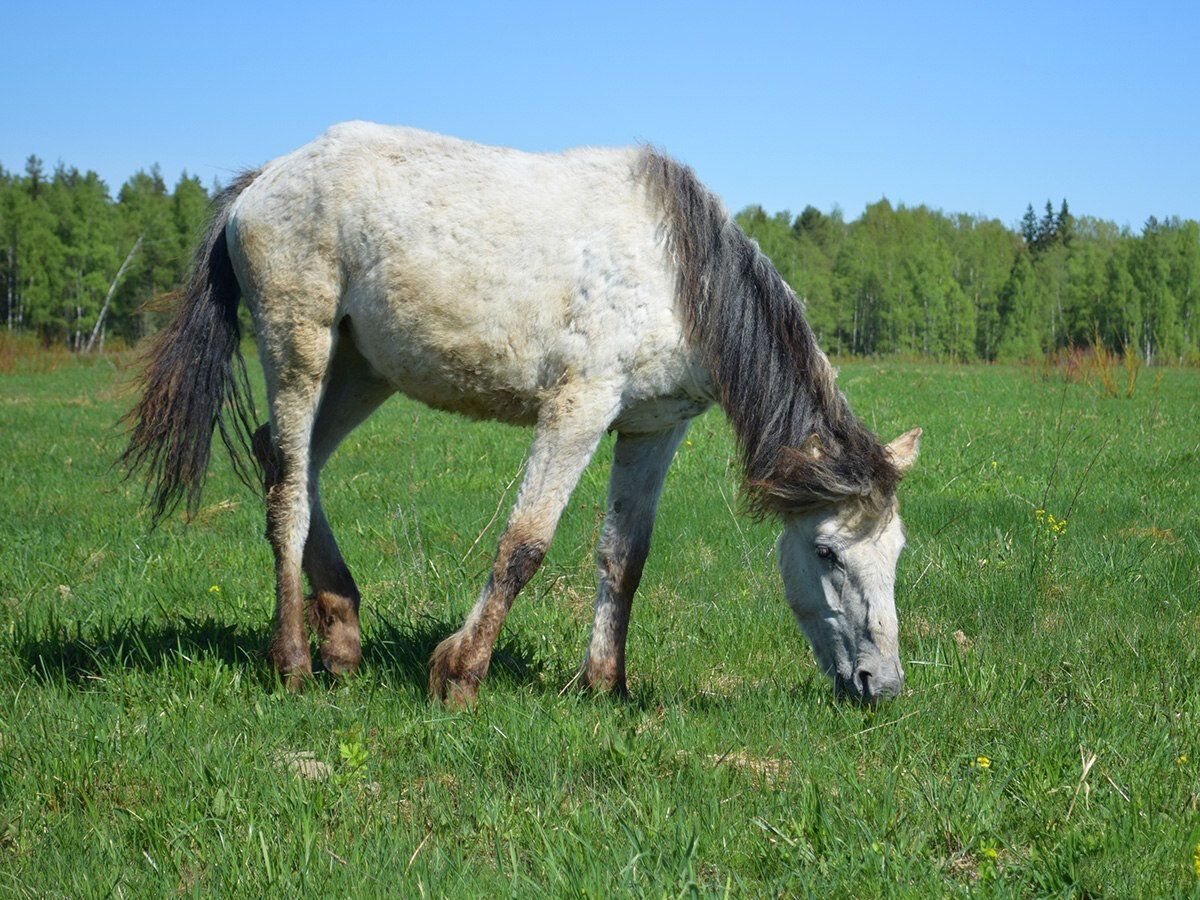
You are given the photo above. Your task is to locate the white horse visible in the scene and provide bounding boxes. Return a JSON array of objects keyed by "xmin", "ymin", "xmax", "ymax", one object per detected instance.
[{"xmin": 123, "ymin": 122, "xmax": 921, "ymax": 705}]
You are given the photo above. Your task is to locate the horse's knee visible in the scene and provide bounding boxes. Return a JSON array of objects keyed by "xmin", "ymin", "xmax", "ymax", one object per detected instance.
[{"xmin": 597, "ymin": 532, "xmax": 650, "ymax": 599}]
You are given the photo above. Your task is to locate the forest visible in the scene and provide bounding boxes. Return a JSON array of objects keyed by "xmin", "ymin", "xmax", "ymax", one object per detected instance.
[
  {"xmin": 737, "ymin": 201, "xmax": 1200, "ymax": 364},
  {"xmin": 2, "ymin": 154, "xmax": 1199, "ymax": 363},
  {"xmin": 1, "ymin": 157, "xmax": 209, "ymax": 351}
]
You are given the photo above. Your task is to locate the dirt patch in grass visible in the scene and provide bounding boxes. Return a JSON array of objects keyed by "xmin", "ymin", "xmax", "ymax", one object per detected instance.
[{"xmin": 1118, "ymin": 526, "xmax": 1178, "ymax": 543}]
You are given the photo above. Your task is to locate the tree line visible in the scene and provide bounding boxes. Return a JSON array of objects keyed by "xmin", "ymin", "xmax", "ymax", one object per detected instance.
[
  {"xmin": 737, "ymin": 200, "xmax": 1200, "ymax": 364},
  {"xmin": 1, "ymin": 156, "xmax": 208, "ymax": 350},
  {"xmin": 3, "ymin": 153, "xmax": 1199, "ymax": 363}
]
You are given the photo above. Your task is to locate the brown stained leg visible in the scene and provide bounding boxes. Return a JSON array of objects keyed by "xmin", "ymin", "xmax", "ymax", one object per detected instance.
[
  {"xmin": 255, "ymin": 375, "xmax": 323, "ymax": 690},
  {"xmin": 255, "ymin": 423, "xmax": 363, "ymax": 678},
  {"xmin": 584, "ymin": 533, "xmax": 651, "ymax": 696},
  {"xmin": 254, "ymin": 425, "xmax": 312, "ymax": 685},
  {"xmin": 244, "ymin": 275, "xmax": 338, "ymax": 690},
  {"xmin": 582, "ymin": 424, "xmax": 688, "ymax": 696},
  {"xmin": 298, "ymin": 333, "xmax": 392, "ymax": 677},
  {"xmin": 428, "ymin": 381, "xmax": 620, "ymax": 707},
  {"xmin": 302, "ymin": 502, "xmax": 362, "ymax": 676},
  {"xmin": 429, "ymin": 531, "xmax": 546, "ymax": 707},
  {"xmin": 253, "ymin": 322, "xmax": 389, "ymax": 680},
  {"xmin": 265, "ymin": 479, "xmax": 314, "ymax": 688}
]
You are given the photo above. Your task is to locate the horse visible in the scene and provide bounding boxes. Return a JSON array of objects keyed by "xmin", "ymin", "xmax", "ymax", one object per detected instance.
[{"xmin": 121, "ymin": 122, "xmax": 921, "ymax": 706}]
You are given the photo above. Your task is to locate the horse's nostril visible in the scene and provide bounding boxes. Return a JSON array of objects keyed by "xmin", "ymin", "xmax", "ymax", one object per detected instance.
[{"xmin": 857, "ymin": 669, "xmax": 873, "ymax": 698}]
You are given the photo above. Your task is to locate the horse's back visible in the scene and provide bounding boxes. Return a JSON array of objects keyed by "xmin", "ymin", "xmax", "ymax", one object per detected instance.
[{"xmin": 227, "ymin": 123, "xmax": 699, "ymax": 427}]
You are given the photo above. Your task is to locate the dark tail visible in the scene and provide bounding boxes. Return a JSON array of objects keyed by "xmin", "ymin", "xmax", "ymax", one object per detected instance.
[{"xmin": 120, "ymin": 170, "xmax": 261, "ymax": 521}]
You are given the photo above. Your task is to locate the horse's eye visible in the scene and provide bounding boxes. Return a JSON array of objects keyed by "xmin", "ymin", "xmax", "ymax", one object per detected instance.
[{"xmin": 815, "ymin": 545, "xmax": 837, "ymax": 563}]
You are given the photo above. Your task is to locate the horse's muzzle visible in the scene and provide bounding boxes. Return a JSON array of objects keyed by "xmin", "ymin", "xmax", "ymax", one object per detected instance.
[{"xmin": 836, "ymin": 660, "xmax": 904, "ymax": 705}]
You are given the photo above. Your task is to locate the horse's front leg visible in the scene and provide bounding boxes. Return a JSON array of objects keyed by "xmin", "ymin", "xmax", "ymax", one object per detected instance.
[
  {"xmin": 429, "ymin": 384, "xmax": 620, "ymax": 707},
  {"xmin": 582, "ymin": 424, "xmax": 688, "ymax": 695}
]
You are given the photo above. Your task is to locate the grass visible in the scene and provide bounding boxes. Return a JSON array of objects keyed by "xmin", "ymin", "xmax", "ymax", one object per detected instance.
[{"xmin": 0, "ymin": 354, "xmax": 1198, "ymax": 896}]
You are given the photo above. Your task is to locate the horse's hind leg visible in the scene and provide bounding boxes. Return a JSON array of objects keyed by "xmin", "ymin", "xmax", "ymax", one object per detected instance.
[
  {"xmin": 582, "ymin": 424, "xmax": 688, "ymax": 695},
  {"xmin": 303, "ymin": 332, "xmax": 392, "ymax": 675},
  {"xmin": 301, "ymin": 496, "xmax": 359, "ymax": 675},
  {"xmin": 254, "ymin": 325, "xmax": 392, "ymax": 677},
  {"xmin": 429, "ymin": 382, "xmax": 621, "ymax": 706},
  {"xmin": 257, "ymin": 326, "xmax": 331, "ymax": 688}
]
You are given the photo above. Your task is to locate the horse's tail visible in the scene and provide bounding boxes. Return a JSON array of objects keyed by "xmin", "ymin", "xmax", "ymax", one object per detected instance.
[{"xmin": 120, "ymin": 170, "xmax": 262, "ymax": 522}]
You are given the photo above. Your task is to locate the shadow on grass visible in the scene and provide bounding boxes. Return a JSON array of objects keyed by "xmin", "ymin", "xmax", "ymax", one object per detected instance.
[
  {"xmin": 364, "ymin": 613, "xmax": 551, "ymax": 700},
  {"xmin": 11, "ymin": 616, "xmax": 270, "ymax": 687},
  {"xmin": 7, "ymin": 612, "xmax": 545, "ymax": 698}
]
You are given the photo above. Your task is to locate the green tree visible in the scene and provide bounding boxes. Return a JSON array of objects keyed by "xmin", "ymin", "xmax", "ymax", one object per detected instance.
[
  {"xmin": 951, "ymin": 215, "xmax": 1017, "ymax": 360},
  {"xmin": 1130, "ymin": 218, "xmax": 1179, "ymax": 361},
  {"xmin": 1102, "ymin": 239, "xmax": 1141, "ymax": 351},
  {"xmin": 1062, "ymin": 217, "xmax": 1117, "ymax": 348},
  {"xmin": 45, "ymin": 166, "xmax": 118, "ymax": 348},
  {"xmin": 111, "ymin": 166, "xmax": 175, "ymax": 342},
  {"xmin": 4, "ymin": 149, "xmax": 1198, "ymax": 363},
  {"xmin": 996, "ymin": 254, "xmax": 1041, "ymax": 360},
  {"xmin": 1160, "ymin": 218, "xmax": 1200, "ymax": 362},
  {"xmin": 737, "ymin": 204, "xmax": 841, "ymax": 350}
]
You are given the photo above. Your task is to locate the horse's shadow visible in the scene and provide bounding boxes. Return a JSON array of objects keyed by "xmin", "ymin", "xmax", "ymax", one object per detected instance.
[
  {"xmin": 12, "ymin": 613, "xmax": 545, "ymax": 699},
  {"xmin": 362, "ymin": 615, "xmax": 548, "ymax": 698}
]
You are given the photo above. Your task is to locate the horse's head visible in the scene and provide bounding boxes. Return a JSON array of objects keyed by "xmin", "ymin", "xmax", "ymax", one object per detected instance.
[{"xmin": 775, "ymin": 427, "xmax": 921, "ymax": 704}]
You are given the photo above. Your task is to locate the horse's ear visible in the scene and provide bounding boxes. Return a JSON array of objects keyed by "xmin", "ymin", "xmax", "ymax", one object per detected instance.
[{"xmin": 886, "ymin": 427, "xmax": 922, "ymax": 474}]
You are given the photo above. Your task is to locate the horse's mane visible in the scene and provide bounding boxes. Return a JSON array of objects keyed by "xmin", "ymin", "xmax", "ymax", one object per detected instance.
[{"xmin": 638, "ymin": 148, "xmax": 899, "ymax": 518}]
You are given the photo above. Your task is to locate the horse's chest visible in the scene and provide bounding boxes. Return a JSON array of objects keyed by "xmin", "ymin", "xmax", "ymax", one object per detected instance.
[{"xmin": 612, "ymin": 394, "xmax": 711, "ymax": 433}]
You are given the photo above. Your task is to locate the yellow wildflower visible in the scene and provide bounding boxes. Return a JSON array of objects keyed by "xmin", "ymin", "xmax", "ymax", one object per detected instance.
[
  {"xmin": 1194, "ymin": 843, "xmax": 1200, "ymax": 878},
  {"xmin": 1177, "ymin": 754, "xmax": 1188, "ymax": 765},
  {"xmin": 209, "ymin": 585, "xmax": 221, "ymax": 593},
  {"xmin": 970, "ymin": 755, "xmax": 991, "ymax": 769}
]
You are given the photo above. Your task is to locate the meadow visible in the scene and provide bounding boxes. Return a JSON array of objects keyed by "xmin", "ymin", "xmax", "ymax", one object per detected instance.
[{"xmin": 0, "ymin": 353, "xmax": 1197, "ymax": 896}]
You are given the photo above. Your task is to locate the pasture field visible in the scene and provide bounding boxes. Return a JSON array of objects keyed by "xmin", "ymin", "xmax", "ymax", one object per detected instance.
[{"xmin": 0, "ymin": 355, "xmax": 1197, "ymax": 896}]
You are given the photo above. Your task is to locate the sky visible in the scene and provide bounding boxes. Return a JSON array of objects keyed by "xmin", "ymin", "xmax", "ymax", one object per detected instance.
[{"xmin": 3, "ymin": 1, "xmax": 1197, "ymax": 230}]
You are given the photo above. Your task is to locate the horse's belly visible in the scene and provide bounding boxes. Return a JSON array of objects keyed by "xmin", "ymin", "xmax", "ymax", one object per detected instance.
[
  {"xmin": 390, "ymin": 370, "xmax": 541, "ymax": 426},
  {"xmin": 344, "ymin": 311, "xmax": 544, "ymax": 425}
]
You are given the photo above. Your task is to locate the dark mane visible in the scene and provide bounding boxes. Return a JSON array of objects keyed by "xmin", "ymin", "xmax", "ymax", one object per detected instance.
[{"xmin": 638, "ymin": 148, "xmax": 899, "ymax": 517}]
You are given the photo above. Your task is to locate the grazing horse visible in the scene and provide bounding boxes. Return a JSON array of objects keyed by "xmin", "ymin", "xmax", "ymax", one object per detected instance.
[{"xmin": 122, "ymin": 123, "xmax": 921, "ymax": 705}]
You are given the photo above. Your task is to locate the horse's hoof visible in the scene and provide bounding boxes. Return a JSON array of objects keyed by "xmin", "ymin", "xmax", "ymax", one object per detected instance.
[
  {"xmin": 282, "ymin": 669, "xmax": 314, "ymax": 691},
  {"xmin": 320, "ymin": 645, "xmax": 361, "ymax": 678},
  {"xmin": 437, "ymin": 679, "xmax": 478, "ymax": 709},
  {"xmin": 582, "ymin": 662, "xmax": 629, "ymax": 698},
  {"xmin": 268, "ymin": 644, "xmax": 313, "ymax": 690},
  {"xmin": 429, "ymin": 664, "xmax": 479, "ymax": 708},
  {"xmin": 428, "ymin": 631, "xmax": 483, "ymax": 707}
]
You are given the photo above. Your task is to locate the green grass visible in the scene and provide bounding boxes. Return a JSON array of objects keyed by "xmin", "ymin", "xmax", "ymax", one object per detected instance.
[{"xmin": 1, "ymin": 356, "xmax": 1198, "ymax": 896}]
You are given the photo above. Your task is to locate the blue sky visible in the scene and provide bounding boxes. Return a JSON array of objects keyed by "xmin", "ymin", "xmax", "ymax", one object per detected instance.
[{"xmin": 3, "ymin": 1, "xmax": 1196, "ymax": 229}]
